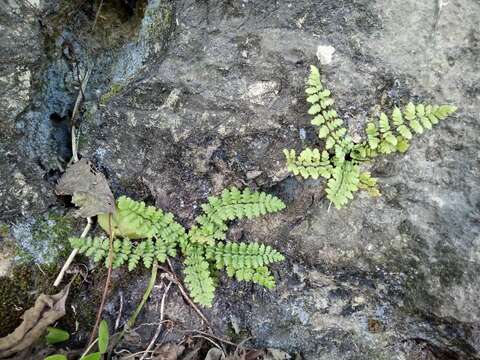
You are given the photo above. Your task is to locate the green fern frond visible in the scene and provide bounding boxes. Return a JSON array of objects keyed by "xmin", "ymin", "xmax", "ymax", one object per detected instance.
[
  {"xmin": 325, "ymin": 161, "xmax": 360, "ymax": 209},
  {"xmin": 188, "ymin": 187, "xmax": 286, "ymax": 245},
  {"xmin": 183, "ymin": 245, "xmax": 216, "ymax": 307},
  {"xmin": 97, "ymin": 196, "xmax": 187, "ymax": 244},
  {"xmin": 305, "ymin": 65, "xmax": 351, "ymax": 151},
  {"xmin": 361, "ymin": 103, "xmax": 457, "ymax": 157},
  {"xmin": 358, "ymin": 171, "xmax": 381, "ymax": 197},
  {"xmin": 71, "ymin": 188, "xmax": 286, "ymax": 308},
  {"xmin": 251, "ymin": 266, "xmax": 277, "ymax": 288},
  {"xmin": 205, "ymin": 241, "xmax": 282, "ymax": 288},
  {"xmin": 70, "ymin": 236, "xmax": 174, "ymax": 271},
  {"xmin": 205, "ymin": 241, "xmax": 284, "ymax": 271},
  {"xmin": 284, "ymin": 65, "xmax": 458, "ymax": 209},
  {"xmin": 283, "ymin": 148, "xmax": 332, "ymax": 179},
  {"xmin": 70, "ymin": 236, "xmax": 109, "ymax": 263}
]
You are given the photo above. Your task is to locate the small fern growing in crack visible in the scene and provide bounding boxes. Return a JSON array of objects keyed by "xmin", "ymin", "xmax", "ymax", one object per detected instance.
[
  {"xmin": 70, "ymin": 187, "xmax": 285, "ymax": 307},
  {"xmin": 284, "ymin": 65, "xmax": 457, "ymax": 209}
]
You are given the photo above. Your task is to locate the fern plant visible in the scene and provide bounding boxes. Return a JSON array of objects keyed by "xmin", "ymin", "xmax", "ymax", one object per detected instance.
[
  {"xmin": 70, "ymin": 187, "xmax": 286, "ymax": 307},
  {"xmin": 284, "ymin": 65, "xmax": 457, "ymax": 209}
]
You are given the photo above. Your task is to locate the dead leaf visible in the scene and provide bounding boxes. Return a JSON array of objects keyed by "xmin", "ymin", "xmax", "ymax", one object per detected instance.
[
  {"xmin": 55, "ymin": 158, "xmax": 115, "ymax": 217},
  {"xmin": 0, "ymin": 285, "xmax": 70, "ymax": 358},
  {"xmin": 150, "ymin": 343, "xmax": 185, "ymax": 360}
]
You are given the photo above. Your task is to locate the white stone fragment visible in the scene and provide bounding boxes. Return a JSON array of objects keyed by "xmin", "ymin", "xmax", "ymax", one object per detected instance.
[{"xmin": 316, "ymin": 44, "xmax": 336, "ymax": 65}]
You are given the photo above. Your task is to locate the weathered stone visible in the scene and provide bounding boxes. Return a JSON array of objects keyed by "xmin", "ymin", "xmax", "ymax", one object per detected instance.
[{"xmin": 1, "ymin": 0, "xmax": 479, "ymax": 359}]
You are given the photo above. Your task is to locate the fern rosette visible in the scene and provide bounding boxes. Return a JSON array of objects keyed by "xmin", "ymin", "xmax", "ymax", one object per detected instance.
[
  {"xmin": 284, "ymin": 65, "xmax": 457, "ymax": 209},
  {"xmin": 70, "ymin": 187, "xmax": 286, "ymax": 307}
]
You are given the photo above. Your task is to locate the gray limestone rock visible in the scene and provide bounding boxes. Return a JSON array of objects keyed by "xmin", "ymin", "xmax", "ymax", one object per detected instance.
[{"xmin": 1, "ymin": 0, "xmax": 479, "ymax": 359}]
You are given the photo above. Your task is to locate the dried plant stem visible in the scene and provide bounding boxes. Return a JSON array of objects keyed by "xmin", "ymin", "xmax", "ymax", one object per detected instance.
[
  {"xmin": 53, "ymin": 217, "xmax": 92, "ymax": 287},
  {"xmin": 112, "ymin": 261, "xmax": 159, "ymax": 350},
  {"xmin": 80, "ymin": 338, "xmax": 98, "ymax": 359},
  {"xmin": 161, "ymin": 259, "xmax": 211, "ymax": 327},
  {"xmin": 91, "ymin": 0, "xmax": 104, "ymax": 32},
  {"xmin": 186, "ymin": 330, "xmax": 239, "ymax": 348},
  {"xmin": 71, "ymin": 68, "xmax": 91, "ymax": 162},
  {"xmin": 53, "ymin": 68, "xmax": 92, "ymax": 287},
  {"xmin": 88, "ymin": 214, "xmax": 114, "ymax": 347},
  {"xmin": 139, "ymin": 281, "xmax": 172, "ymax": 360}
]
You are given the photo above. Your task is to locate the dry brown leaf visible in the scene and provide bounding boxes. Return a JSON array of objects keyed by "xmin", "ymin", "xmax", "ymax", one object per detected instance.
[
  {"xmin": 55, "ymin": 158, "xmax": 115, "ymax": 217},
  {"xmin": 0, "ymin": 285, "xmax": 70, "ymax": 358}
]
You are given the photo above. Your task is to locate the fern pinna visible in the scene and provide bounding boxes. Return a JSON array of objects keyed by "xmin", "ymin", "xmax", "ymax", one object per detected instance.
[
  {"xmin": 284, "ymin": 65, "xmax": 457, "ymax": 209},
  {"xmin": 70, "ymin": 187, "xmax": 286, "ymax": 307}
]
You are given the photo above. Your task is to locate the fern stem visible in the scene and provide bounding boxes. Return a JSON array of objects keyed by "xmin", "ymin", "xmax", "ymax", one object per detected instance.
[
  {"xmin": 88, "ymin": 214, "xmax": 115, "ymax": 348},
  {"xmin": 112, "ymin": 260, "xmax": 158, "ymax": 350}
]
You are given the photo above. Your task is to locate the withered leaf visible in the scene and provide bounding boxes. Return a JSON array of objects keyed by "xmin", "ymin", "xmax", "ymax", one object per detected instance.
[
  {"xmin": 56, "ymin": 158, "xmax": 115, "ymax": 217},
  {"xmin": 0, "ymin": 285, "xmax": 70, "ymax": 358}
]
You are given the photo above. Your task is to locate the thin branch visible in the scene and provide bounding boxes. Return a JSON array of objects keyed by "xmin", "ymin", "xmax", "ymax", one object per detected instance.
[
  {"xmin": 53, "ymin": 217, "xmax": 92, "ymax": 287},
  {"xmin": 139, "ymin": 281, "xmax": 172, "ymax": 360},
  {"xmin": 192, "ymin": 335, "xmax": 224, "ymax": 353},
  {"xmin": 91, "ymin": 0, "xmax": 104, "ymax": 32},
  {"xmin": 80, "ymin": 338, "xmax": 98, "ymax": 359},
  {"xmin": 112, "ymin": 261, "xmax": 159, "ymax": 350},
  {"xmin": 160, "ymin": 259, "xmax": 210, "ymax": 326},
  {"xmin": 53, "ymin": 67, "xmax": 92, "ymax": 287},
  {"xmin": 114, "ymin": 292, "xmax": 124, "ymax": 331},
  {"xmin": 88, "ymin": 213, "xmax": 114, "ymax": 347},
  {"xmin": 185, "ymin": 330, "xmax": 239, "ymax": 348},
  {"xmin": 71, "ymin": 68, "xmax": 91, "ymax": 163}
]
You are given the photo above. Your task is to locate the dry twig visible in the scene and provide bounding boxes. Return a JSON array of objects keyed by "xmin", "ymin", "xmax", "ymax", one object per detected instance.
[
  {"xmin": 115, "ymin": 292, "xmax": 124, "ymax": 331},
  {"xmin": 139, "ymin": 281, "xmax": 173, "ymax": 360},
  {"xmin": 87, "ymin": 214, "xmax": 114, "ymax": 347},
  {"xmin": 160, "ymin": 259, "xmax": 211, "ymax": 326},
  {"xmin": 185, "ymin": 330, "xmax": 239, "ymax": 348},
  {"xmin": 53, "ymin": 217, "xmax": 92, "ymax": 287},
  {"xmin": 53, "ymin": 68, "xmax": 92, "ymax": 287},
  {"xmin": 112, "ymin": 261, "xmax": 160, "ymax": 350}
]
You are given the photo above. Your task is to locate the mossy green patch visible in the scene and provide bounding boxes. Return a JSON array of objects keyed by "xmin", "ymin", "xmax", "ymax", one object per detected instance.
[
  {"xmin": 0, "ymin": 223, "xmax": 9, "ymax": 238},
  {"xmin": 14, "ymin": 213, "xmax": 74, "ymax": 264},
  {"xmin": 144, "ymin": 3, "xmax": 173, "ymax": 39},
  {"xmin": 0, "ymin": 262, "xmax": 100, "ymax": 340},
  {"xmin": 0, "ymin": 264, "xmax": 61, "ymax": 337},
  {"xmin": 0, "ymin": 269, "xmax": 32, "ymax": 337},
  {"xmin": 100, "ymin": 83, "xmax": 124, "ymax": 105}
]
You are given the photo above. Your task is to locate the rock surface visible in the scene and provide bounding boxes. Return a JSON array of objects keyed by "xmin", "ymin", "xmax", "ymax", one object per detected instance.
[{"xmin": 1, "ymin": 0, "xmax": 479, "ymax": 359}]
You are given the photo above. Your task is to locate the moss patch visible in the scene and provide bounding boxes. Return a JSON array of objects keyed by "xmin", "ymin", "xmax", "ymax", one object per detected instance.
[
  {"xmin": 0, "ymin": 264, "xmax": 61, "ymax": 337},
  {"xmin": 14, "ymin": 213, "xmax": 74, "ymax": 264},
  {"xmin": 100, "ymin": 83, "xmax": 124, "ymax": 105}
]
